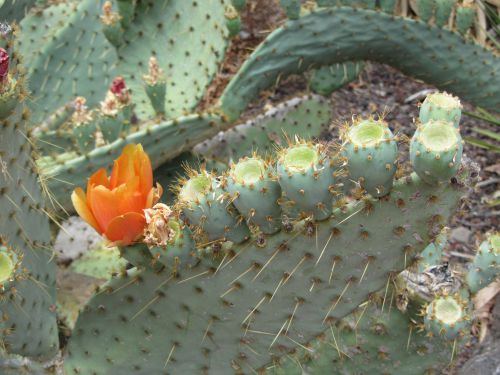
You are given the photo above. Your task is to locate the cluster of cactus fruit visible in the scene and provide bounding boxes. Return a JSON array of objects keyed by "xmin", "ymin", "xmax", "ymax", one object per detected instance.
[{"xmin": 0, "ymin": 0, "xmax": 499, "ymax": 373}]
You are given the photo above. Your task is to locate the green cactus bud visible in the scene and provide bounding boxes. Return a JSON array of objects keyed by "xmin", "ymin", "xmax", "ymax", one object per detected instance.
[
  {"xmin": 416, "ymin": 0, "xmax": 435, "ymax": 22},
  {"xmin": 143, "ymin": 56, "xmax": 166, "ymax": 115},
  {"xmin": 435, "ymin": 0, "xmax": 455, "ymax": 27},
  {"xmin": 116, "ymin": 0, "xmax": 136, "ymax": 28},
  {"xmin": 456, "ymin": 5, "xmax": 476, "ymax": 35},
  {"xmin": 178, "ymin": 169, "xmax": 250, "ymax": 244},
  {"xmin": 466, "ymin": 233, "xmax": 500, "ymax": 293},
  {"xmin": 231, "ymin": 0, "xmax": 246, "ymax": 11},
  {"xmin": 100, "ymin": 1, "xmax": 123, "ymax": 47},
  {"xmin": 419, "ymin": 91, "xmax": 462, "ymax": 127},
  {"xmin": 277, "ymin": 141, "xmax": 334, "ymax": 220},
  {"xmin": 280, "ymin": 0, "xmax": 301, "ymax": 20},
  {"xmin": 71, "ymin": 97, "xmax": 98, "ymax": 153},
  {"xmin": 342, "ymin": 119, "xmax": 398, "ymax": 197},
  {"xmin": 226, "ymin": 156, "xmax": 282, "ymax": 234},
  {"xmin": 410, "ymin": 120, "xmax": 463, "ymax": 185},
  {"xmin": 424, "ymin": 293, "xmax": 471, "ymax": 340}
]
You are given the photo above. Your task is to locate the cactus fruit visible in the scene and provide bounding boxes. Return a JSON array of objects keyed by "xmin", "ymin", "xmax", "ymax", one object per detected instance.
[
  {"xmin": 341, "ymin": 118, "xmax": 398, "ymax": 197},
  {"xmin": 419, "ymin": 91, "xmax": 462, "ymax": 128},
  {"xmin": 466, "ymin": 233, "xmax": 500, "ymax": 293},
  {"xmin": 423, "ymin": 292, "xmax": 471, "ymax": 340},
  {"xmin": 177, "ymin": 169, "xmax": 251, "ymax": 244},
  {"xmin": 220, "ymin": 7, "xmax": 500, "ymax": 121},
  {"xmin": 309, "ymin": 62, "xmax": 365, "ymax": 96},
  {"xmin": 225, "ymin": 156, "xmax": 283, "ymax": 234},
  {"xmin": 410, "ymin": 120, "xmax": 463, "ymax": 185},
  {"xmin": 277, "ymin": 140, "xmax": 335, "ymax": 220}
]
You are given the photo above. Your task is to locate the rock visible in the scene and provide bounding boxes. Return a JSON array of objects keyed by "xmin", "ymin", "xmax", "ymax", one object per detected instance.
[{"xmin": 450, "ymin": 226, "xmax": 472, "ymax": 244}]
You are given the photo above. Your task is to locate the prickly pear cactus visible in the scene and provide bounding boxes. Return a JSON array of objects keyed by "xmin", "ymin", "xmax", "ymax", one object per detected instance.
[
  {"xmin": 64, "ymin": 98, "xmax": 474, "ymax": 374},
  {"xmin": 0, "ymin": 41, "xmax": 58, "ymax": 359}
]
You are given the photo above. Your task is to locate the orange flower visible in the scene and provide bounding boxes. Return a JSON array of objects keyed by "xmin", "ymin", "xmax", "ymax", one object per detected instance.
[{"xmin": 71, "ymin": 144, "xmax": 162, "ymax": 245}]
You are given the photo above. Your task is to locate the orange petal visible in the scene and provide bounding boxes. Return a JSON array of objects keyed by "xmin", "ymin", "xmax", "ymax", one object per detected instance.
[
  {"xmin": 104, "ymin": 212, "xmax": 146, "ymax": 245},
  {"xmin": 115, "ymin": 177, "xmax": 147, "ymax": 214},
  {"xmin": 86, "ymin": 168, "xmax": 109, "ymax": 204},
  {"xmin": 88, "ymin": 185, "xmax": 122, "ymax": 231},
  {"xmin": 71, "ymin": 187, "xmax": 103, "ymax": 233},
  {"xmin": 110, "ymin": 144, "xmax": 138, "ymax": 189},
  {"xmin": 136, "ymin": 146, "xmax": 153, "ymax": 198}
]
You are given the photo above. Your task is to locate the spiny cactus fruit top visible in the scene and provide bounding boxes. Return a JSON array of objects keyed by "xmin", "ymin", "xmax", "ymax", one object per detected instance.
[
  {"xmin": 64, "ymin": 96, "xmax": 474, "ymax": 374},
  {"xmin": 423, "ymin": 292, "xmax": 471, "ymax": 340}
]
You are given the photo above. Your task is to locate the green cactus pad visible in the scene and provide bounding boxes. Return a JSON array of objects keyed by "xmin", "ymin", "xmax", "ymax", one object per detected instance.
[
  {"xmin": 0, "ymin": 0, "xmax": 36, "ymax": 22},
  {"xmin": 410, "ymin": 120, "xmax": 463, "ymax": 185},
  {"xmin": 309, "ymin": 62, "xmax": 365, "ymax": 96},
  {"xmin": 419, "ymin": 91, "xmax": 462, "ymax": 127},
  {"xmin": 226, "ymin": 156, "xmax": 282, "ymax": 234},
  {"xmin": 73, "ymin": 121, "xmax": 98, "ymax": 154},
  {"xmin": 20, "ymin": 0, "xmax": 117, "ymax": 124},
  {"xmin": 0, "ymin": 245, "xmax": 20, "ymax": 292},
  {"xmin": 179, "ymin": 170, "xmax": 250, "ymax": 244},
  {"xmin": 273, "ymin": 294, "xmax": 466, "ymax": 375},
  {"xmin": 424, "ymin": 293, "xmax": 471, "ymax": 340},
  {"xmin": 456, "ymin": 5, "xmax": 476, "ymax": 35},
  {"xmin": 280, "ymin": 0, "xmax": 301, "ymax": 19},
  {"xmin": 16, "ymin": 1, "xmax": 76, "ymax": 65},
  {"xmin": 342, "ymin": 119, "xmax": 398, "ymax": 197},
  {"xmin": 277, "ymin": 142, "xmax": 334, "ymax": 220},
  {"xmin": 219, "ymin": 7, "xmax": 500, "ymax": 121},
  {"xmin": 416, "ymin": 0, "xmax": 435, "ymax": 22},
  {"xmin": 64, "ymin": 163, "xmax": 472, "ymax": 374},
  {"xmin": 70, "ymin": 244, "xmax": 128, "ymax": 280},
  {"xmin": 466, "ymin": 233, "xmax": 500, "ymax": 293},
  {"xmin": 112, "ymin": 0, "xmax": 230, "ymax": 119},
  {"xmin": 0, "ymin": 70, "xmax": 58, "ymax": 358},
  {"xmin": 435, "ymin": 0, "xmax": 455, "ymax": 27}
]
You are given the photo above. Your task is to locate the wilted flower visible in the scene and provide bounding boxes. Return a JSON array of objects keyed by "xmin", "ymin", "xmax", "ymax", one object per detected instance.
[{"xmin": 143, "ymin": 203, "xmax": 176, "ymax": 247}]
